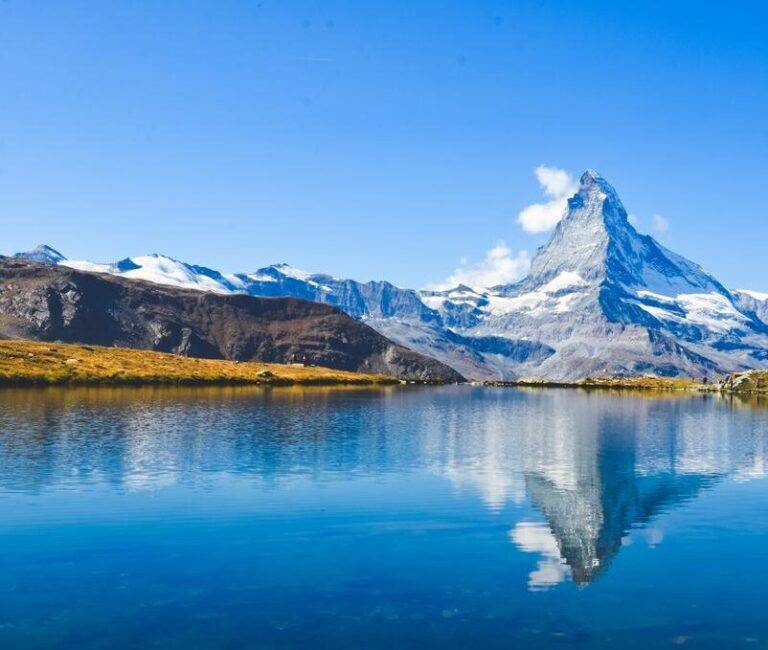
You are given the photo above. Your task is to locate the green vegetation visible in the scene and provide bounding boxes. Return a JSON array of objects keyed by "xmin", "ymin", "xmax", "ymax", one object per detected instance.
[{"xmin": 0, "ymin": 340, "xmax": 399, "ymax": 387}]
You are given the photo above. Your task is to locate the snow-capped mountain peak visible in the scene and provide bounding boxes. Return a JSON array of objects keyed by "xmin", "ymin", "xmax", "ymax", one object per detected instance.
[
  {"xmin": 520, "ymin": 170, "xmax": 630, "ymax": 289},
  {"xmin": 520, "ymin": 171, "xmax": 725, "ymax": 299},
  {"xmin": 61, "ymin": 253, "xmax": 241, "ymax": 294},
  {"xmin": 13, "ymin": 244, "xmax": 66, "ymax": 265},
  {"xmin": 579, "ymin": 168, "xmax": 626, "ymax": 209},
  {"xmin": 269, "ymin": 263, "xmax": 315, "ymax": 282},
  {"xmin": 9, "ymin": 170, "xmax": 768, "ymax": 381},
  {"xmin": 422, "ymin": 171, "xmax": 768, "ymax": 378}
]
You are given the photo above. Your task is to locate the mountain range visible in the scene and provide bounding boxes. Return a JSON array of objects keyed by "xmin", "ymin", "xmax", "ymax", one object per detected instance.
[
  {"xmin": 13, "ymin": 171, "xmax": 768, "ymax": 381},
  {"xmin": 0, "ymin": 258, "xmax": 462, "ymax": 382}
]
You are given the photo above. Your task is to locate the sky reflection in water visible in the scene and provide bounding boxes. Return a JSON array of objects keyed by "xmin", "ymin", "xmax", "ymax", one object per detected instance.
[{"xmin": 0, "ymin": 386, "xmax": 767, "ymax": 648}]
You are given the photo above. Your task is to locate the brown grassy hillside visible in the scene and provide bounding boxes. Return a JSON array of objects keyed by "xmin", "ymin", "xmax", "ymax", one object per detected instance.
[{"xmin": 0, "ymin": 340, "xmax": 399, "ymax": 386}]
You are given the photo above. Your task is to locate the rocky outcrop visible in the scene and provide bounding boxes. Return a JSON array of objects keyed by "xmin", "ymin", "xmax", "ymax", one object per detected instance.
[
  {"xmin": 718, "ymin": 370, "xmax": 768, "ymax": 395},
  {"xmin": 0, "ymin": 259, "xmax": 464, "ymax": 383}
]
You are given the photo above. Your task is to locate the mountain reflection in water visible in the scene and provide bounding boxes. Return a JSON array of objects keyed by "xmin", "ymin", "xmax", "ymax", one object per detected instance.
[
  {"xmin": 424, "ymin": 388, "xmax": 768, "ymax": 589},
  {"xmin": 0, "ymin": 385, "xmax": 766, "ymax": 601}
]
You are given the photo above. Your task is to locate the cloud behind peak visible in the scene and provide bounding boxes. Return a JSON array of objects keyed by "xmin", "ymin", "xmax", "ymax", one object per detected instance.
[{"xmin": 517, "ymin": 165, "xmax": 577, "ymax": 234}]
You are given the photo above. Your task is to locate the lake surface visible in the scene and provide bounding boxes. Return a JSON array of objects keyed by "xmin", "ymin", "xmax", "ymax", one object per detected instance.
[{"xmin": 0, "ymin": 386, "xmax": 767, "ymax": 649}]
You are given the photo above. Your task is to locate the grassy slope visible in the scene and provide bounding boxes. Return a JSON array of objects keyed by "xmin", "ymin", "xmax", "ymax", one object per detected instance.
[
  {"xmin": 2, "ymin": 338, "xmax": 762, "ymax": 394},
  {"xmin": 0, "ymin": 340, "xmax": 399, "ymax": 386}
]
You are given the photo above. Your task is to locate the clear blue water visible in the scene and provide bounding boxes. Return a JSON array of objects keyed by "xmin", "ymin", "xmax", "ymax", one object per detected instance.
[{"xmin": 1, "ymin": 386, "xmax": 767, "ymax": 649}]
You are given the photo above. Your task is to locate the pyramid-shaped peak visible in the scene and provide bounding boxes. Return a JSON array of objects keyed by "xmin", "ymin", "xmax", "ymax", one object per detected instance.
[
  {"xmin": 569, "ymin": 170, "xmax": 625, "ymax": 214},
  {"xmin": 580, "ymin": 169, "xmax": 604, "ymax": 183},
  {"xmin": 578, "ymin": 169, "xmax": 619, "ymax": 195},
  {"xmin": 33, "ymin": 244, "xmax": 65, "ymax": 258},
  {"xmin": 522, "ymin": 168, "xmax": 727, "ymax": 297}
]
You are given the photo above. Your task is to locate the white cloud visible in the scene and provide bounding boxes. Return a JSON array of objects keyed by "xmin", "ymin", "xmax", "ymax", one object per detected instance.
[
  {"xmin": 627, "ymin": 214, "xmax": 639, "ymax": 227},
  {"xmin": 517, "ymin": 165, "xmax": 578, "ymax": 234},
  {"xmin": 535, "ymin": 165, "xmax": 577, "ymax": 198},
  {"xmin": 651, "ymin": 214, "xmax": 669, "ymax": 235},
  {"xmin": 430, "ymin": 241, "xmax": 530, "ymax": 291}
]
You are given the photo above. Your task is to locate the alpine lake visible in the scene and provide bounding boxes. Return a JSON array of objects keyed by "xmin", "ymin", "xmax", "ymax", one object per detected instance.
[{"xmin": 1, "ymin": 384, "xmax": 767, "ymax": 648}]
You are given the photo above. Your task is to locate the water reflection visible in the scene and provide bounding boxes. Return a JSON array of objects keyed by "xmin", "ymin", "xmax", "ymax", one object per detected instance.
[
  {"xmin": 0, "ymin": 385, "xmax": 766, "ymax": 595},
  {"xmin": 423, "ymin": 389, "xmax": 768, "ymax": 589}
]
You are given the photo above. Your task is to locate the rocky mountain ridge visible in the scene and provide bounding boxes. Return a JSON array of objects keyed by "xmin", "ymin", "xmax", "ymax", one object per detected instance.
[
  {"xmin": 13, "ymin": 171, "xmax": 768, "ymax": 381},
  {"xmin": 0, "ymin": 258, "xmax": 463, "ymax": 383}
]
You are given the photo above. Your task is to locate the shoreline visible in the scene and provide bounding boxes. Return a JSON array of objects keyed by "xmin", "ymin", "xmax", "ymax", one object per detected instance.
[
  {"xmin": 0, "ymin": 340, "xmax": 401, "ymax": 388},
  {"xmin": 483, "ymin": 373, "xmax": 767, "ymax": 397},
  {"xmin": 1, "ymin": 339, "xmax": 765, "ymax": 396}
]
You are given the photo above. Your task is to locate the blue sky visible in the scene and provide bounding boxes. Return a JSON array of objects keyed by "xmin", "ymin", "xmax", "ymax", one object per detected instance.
[{"xmin": 1, "ymin": 1, "xmax": 766, "ymax": 289}]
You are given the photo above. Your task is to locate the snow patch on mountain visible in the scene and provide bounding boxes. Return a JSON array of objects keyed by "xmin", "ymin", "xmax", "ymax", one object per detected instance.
[
  {"xmin": 12, "ymin": 170, "xmax": 768, "ymax": 381},
  {"xmin": 63, "ymin": 260, "xmax": 114, "ymax": 274},
  {"xmin": 737, "ymin": 289, "xmax": 768, "ymax": 302},
  {"xmin": 271, "ymin": 263, "xmax": 313, "ymax": 282},
  {"xmin": 63, "ymin": 254, "xmax": 239, "ymax": 294}
]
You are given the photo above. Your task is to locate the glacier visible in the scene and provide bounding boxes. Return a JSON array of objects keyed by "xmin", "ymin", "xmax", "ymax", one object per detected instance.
[{"xmin": 13, "ymin": 170, "xmax": 768, "ymax": 380}]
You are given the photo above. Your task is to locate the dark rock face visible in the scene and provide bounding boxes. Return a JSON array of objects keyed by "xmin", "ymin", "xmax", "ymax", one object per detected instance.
[{"xmin": 0, "ymin": 259, "xmax": 463, "ymax": 383}]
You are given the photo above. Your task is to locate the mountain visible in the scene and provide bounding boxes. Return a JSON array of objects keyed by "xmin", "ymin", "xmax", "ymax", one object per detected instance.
[
  {"xmin": 10, "ymin": 251, "xmax": 560, "ymax": 379},
  {"xmin": 0, "ymin": 258, "xmax": 463, "ymax": 383},
  {"xmin": 424, "ymin": 170, "xmax": 768, "ymax": 379},
  {"xmin": 13, "ymin": 244, "xmax": 66, "ymax": 265},
  {"xmin": 13, "ymin": 170, "xmax": 768, "ymax": 381},
  {"xmin": 733, "ymin": 289, "xmax": 768, "ymax": 329}
]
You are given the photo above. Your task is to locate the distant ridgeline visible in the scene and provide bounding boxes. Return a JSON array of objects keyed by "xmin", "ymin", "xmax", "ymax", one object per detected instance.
[
  {"xmin": 12, "ymin": 171, "xmax": 768, "ymax": 381},
  {"xmin": 0, "ymin": 258, "xmax": 463, "ymax": 384}
]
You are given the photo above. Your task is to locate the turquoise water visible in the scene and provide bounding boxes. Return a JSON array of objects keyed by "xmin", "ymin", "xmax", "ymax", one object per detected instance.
[{"xmin": 1, "ymin": 386, "xmax": 767, "ymax": 649}]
